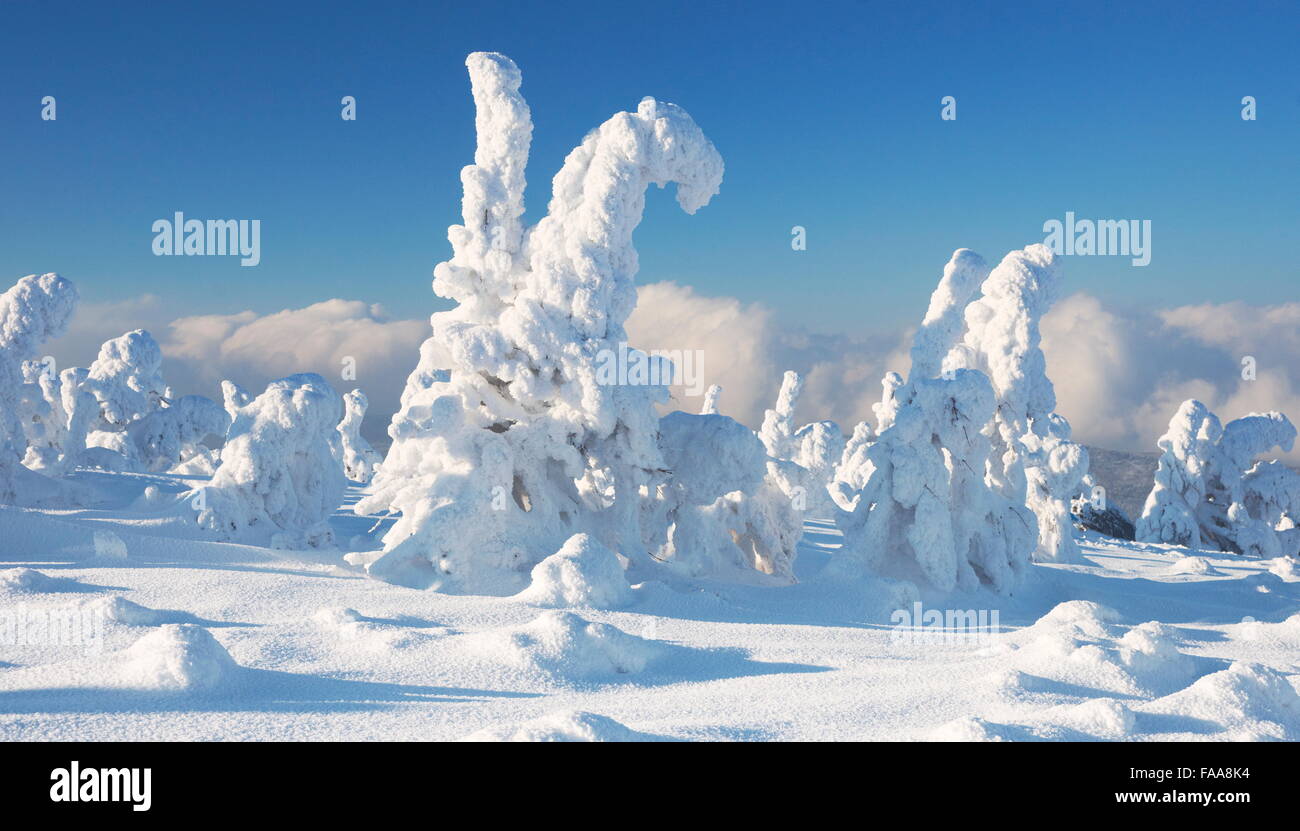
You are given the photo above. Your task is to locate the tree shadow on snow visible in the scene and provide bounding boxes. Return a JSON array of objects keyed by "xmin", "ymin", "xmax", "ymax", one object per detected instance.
[{"xmin": 0, "ymin": 668, "xmax": 542, "ymax": 715}]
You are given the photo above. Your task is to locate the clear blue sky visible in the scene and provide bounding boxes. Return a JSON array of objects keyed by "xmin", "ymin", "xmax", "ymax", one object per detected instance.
[{"xmin": 2, "ymin": 0, "xmax": 1296, "ymax": 336}]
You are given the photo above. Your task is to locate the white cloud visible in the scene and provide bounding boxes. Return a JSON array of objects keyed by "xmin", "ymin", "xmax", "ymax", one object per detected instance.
[
  {"xmin": 630, "ymin": 284, "xmax": 1300, "ymax": 463},
  {"xmin": 40, "ymin": 288, "xmax": 1300, "ymax": 463},
  {"xmin": 626, "ymin": 282, "xmax": 908, "ymax": 431},
  {"xmin": 46, "ymin": 298, "xmax": 428, "ymax": 445}
]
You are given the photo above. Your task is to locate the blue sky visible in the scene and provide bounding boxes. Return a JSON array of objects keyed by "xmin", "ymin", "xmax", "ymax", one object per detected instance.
[{"xmin": 1, "ymin": 0, "xmax": 1297, "ymax": 338}]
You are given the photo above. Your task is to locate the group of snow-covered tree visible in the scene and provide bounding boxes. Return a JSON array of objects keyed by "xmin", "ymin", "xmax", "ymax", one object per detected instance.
[
  {"xmin": 1135, "ymin": 401, "xmax": 1299, "ymax": 558},
  {"xmin": 0, "ymin": 272, "xmax": 384, "ymax": 548},
  {"xmin": 3, "ymin": 51, "xmax": 1296, "ymax": 592},
  {"xmin": 344, "ymin": 52, "xmax": 1101, "ymax": 595}
]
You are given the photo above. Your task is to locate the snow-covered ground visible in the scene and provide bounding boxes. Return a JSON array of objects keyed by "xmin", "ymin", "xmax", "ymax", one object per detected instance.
[{"xmin": 2, "ymin": 470, "xmax": 1297, "ymax": 742}]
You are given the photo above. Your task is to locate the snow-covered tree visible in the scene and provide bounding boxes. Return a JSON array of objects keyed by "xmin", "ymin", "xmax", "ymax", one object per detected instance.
[
  {"xmin": 221, "ymin": 380, "xmax": 251, "ymax": 425},
  {"xmin": 65, "ymin": 329, "xmax": 169, "ymax": 469},
  {"xmin": 128, "ymin": 394, "xmax": 230, "ymax": 474},
  {"xmin": 699, "ymin": 384, "xmax": 722, "ymax": 415},
  {"xmin": 1137, "ymin": 400, "xmax": 1299, "ymax": 557},
  {"xmin": 943, "ymin": 244, "xmax": 1088, "ymax": 563},
  {"xmin": 197, "ymin": 373, "xmax": 345, "ymax": 549},
  {"xmin": 758, "ymin": 371, "xmax": 803, "ymax": 459},
  {"xmin": 335, "ymin": 388, "xmax": 381, "ymax": 483},
  {"xmin": 0, "ymin": 273, "xmax": 78, "ymax": 502},
  {"xmin": 830, "ymin": 420, "xmax": 875, "ymax": 509},
  {"xmin": 790, "ymin": 420, "xmax": 846, "ymax": 515},
  {"xmin": 18, "ymin": 359, "xmax": 69, "ymax": 471},
  {"xmin": 653, "ymin": 411, "xmax": 802, "ymax": 582},
  {"xmin": 756, "ymin": 370, "xmax": 844, "ymax": 517},
  {"xmin": 837, "ymin": 249, "xmax": 1036, "ymax": 593},
  {"xmin": 1135, "ymin": 400, "xmax": 1219, "ymax": 549},
  {"xmin": 355, "ymin": 52, "xmax": 724, "ymax": 591}
]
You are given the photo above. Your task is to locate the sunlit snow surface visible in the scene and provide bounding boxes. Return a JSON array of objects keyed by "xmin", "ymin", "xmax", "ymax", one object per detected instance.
[{"xmin": 1, "ymin": 471, "xmax": 1297, "ymax": 742}]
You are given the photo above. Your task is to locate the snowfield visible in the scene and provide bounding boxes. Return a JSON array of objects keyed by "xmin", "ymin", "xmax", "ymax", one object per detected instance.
[
  {"xmin": 1, "ymin": 471, "xmax": 1297, "ymax": 742},
  {"xmin": 4, "ymin": 50, "xmax": 1299, "ymax": 745}
]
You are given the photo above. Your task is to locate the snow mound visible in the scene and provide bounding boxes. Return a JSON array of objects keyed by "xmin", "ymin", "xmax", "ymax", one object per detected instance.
[
  {"xmin": 120, "ymin": 624, "xmax": 238, "ymax": 692},
  {"xmin": 1167, "ymin": 555, "xmax": 1220, "ymax": 576},
  {"xmin": 1116, "ymin": 622, "xmax": 1196, "ymax": 690},
  {"xmin": 0, "ymin": 567, "xmax": 75, "ymax": 593},
  {"xmin": 1011, "ymin": 605, "xmax": 1196, "ymax": 697},
  {"xmin": 461, "ymin": 709, "xmax": 650, "ymax": 742},
  {"xmin": 1034, "ymin": 600, "xmax": 1122, "ymax": 637},
  {"xmin": 85, "ymin": 596, "xmax": 169, "ymax": 626},
  {"xmin": 1268, "ymin": 557, "xmax": 1299, "ymax": 581},
  {"xmin": 313, "ymin": 606, "xmax": 363, "ymax": 627},
  {"xmin": 469, "ymin": 611, "xmax": 666, "ymax": 681},
  {"xmin": 1038, "ymin": 698, "xmax": 1136, "ymax": 739},
  {"xmin": 1142, "ymin": 661, "xmax": 1300, "ymax": 740},
  {"xmin": 515, "ymin": 533, "xmax": 633, "ymax": 610},
  {"xmin": 928, "ymin": 716, "xmax": 1008, "ymax": 742}
]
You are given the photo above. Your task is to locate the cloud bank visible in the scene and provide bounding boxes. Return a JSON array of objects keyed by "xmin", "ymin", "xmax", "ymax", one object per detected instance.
[{"xmin": 40, "ymin": 287, "xmax": 1300, "ymax": 462}]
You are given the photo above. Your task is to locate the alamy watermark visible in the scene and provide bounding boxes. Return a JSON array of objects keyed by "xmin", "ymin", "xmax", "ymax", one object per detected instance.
[
  {"xmin": 594, "ymin": 342, "xmax": 705, "ymax": 397},
  {"xmin": 152, "ymin": 212, "xmax": 261, "ymax": 266},
  {"xmin": 0, "ymin": 603, "xmax": 105, "ymax": 655},
  {"xmin": 1042, "ymin": 212, "xmax": 1151, "ymax": 266},
  {"xmin": 890, "ymin": 602, "xmax": 1001, "ymax": 646}
]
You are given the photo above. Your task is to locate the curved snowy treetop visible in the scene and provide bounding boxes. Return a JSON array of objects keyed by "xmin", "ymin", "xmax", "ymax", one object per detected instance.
[
  {"xmin": 949, "ymin": 243, "xmax": 1063, "ymax": 421},
  {"xmin": 0, "ymin": 273, "xmax": 78, "ymax": 355},
  {"xmin": 426, "ymin": 51, "xmax": 723, "ymax": 436}
]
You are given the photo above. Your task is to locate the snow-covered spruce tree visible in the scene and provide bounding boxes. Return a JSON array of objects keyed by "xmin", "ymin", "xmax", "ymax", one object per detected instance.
[
  {"xmin": 1135, "ymin": 399, "xmax": 1219, "ymax": 549},
  {"xmin": 0, "ymin": 273, "xmax": 78, "ymax": 502},
  {"xmin": 830, "ymin": 420, "xmax": 876, "ymax": 510},
  {"xmin": 653, "ymin": 411, "xmax": 802, "ymax": 582},
  {"xmin": 335, "ymin": 389, "xmax": 382, "ymax": 483},
  {"xmin": 66, "ymin": 329, "xmax": 169, "ymax": 469},
  {"xmin": 197, "ymin": 373, "xmax": 345, "ymax": 548},
  {"xmin": 756, "ymin": 370, "xmax": 844, "ymax": 517},
  {"xmin": 18, "ymin": 359, "xmax": 69, "ymax": 471},
  {"xmin": 1240, "ymin": 460, "xmax": 1300, "ymax": 558},
  {"xmin": 355, "ymin": 53, "xmax": 724, "ymax": 591},
  {"xmin": 220, "ymin": 380, "xmax": 252, "ymax": 425},
  {"xmin": 790, "ymin": 420, "xmax": 846, "ymax": 515},
  {"xmin": 837, "ymin": 249, "xmax": 1036, "ymax": 593},
  {"xmin": 699, "ymin": 384, "xmax": 722, "ymax": 415},
  {"xmin": 758, "ymin": 371, "xmax": 803, "ymax": 459},
  {"xmin": 128, "ymin": 394, "xmax": 230, "ymax": 474},
  {"xmin": 943, "ymin": 244, "xmax": 1089, "ymax": 563},
  {"xmin": 1136, "ymin": 400, "xmax": 1298, "ymax": 557}
]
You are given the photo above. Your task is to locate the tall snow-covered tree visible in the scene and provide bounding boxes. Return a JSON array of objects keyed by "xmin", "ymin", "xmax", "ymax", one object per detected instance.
[
  {"xmin": 0, "ymin": 273, "xmax": 78, "ymax": 502},
  {"xmin": 943, "ymin": 244, "xmax": 1088, "ymax": 563},
  {"xmin": 757, "ymin": 370, "xmax": 845, "ymax": 517},
  {"xmin": 837, "ymin": 250, "xmax": 1036, "ymax": 592},
  {"xmin": 335, "ymin": 388, "xmax": 382, "ymax": 483},
  {"xmin": 355, "ymin": 52, "xmax": 724, "ymax": 591}
]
